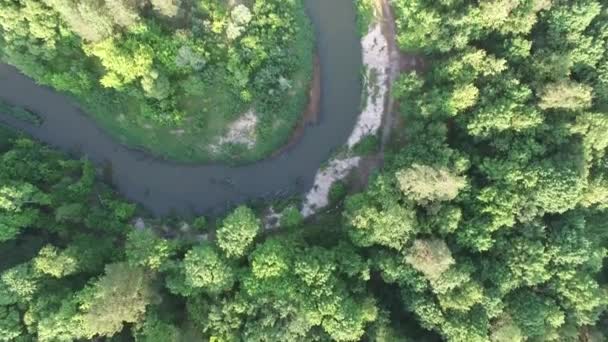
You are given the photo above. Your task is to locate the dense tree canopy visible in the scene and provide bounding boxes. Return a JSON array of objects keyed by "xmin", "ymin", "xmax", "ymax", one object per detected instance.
[
  {"xmin": 1, "ymin": 0, "xmax": 607, "ymax": 341},
  {"xmin": 376, "ymin": 0, "xmax": 608, "ymax": 340}
]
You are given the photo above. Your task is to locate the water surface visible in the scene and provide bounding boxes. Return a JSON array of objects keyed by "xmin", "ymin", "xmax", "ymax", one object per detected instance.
[{"xmin": 0, "ymin": 0, "xmax": 362, "ymax": 216}]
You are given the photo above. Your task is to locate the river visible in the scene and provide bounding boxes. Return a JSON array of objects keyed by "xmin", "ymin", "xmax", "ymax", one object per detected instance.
[{"xmin": 0, "ymin": 0, "xmax": 362, "ymax": 216}]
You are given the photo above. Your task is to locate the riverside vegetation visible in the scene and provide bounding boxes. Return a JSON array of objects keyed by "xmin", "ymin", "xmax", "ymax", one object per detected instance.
[
  {"xmin": 1, "ymin": 0, "xmax": 608, "ymax": 341},
  {"xmin": 0, "ymin": 0, "xmax": 313, "ymax": 162}
]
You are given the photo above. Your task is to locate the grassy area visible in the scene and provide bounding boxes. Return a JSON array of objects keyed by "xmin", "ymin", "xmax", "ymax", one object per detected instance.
[
  {"xmin": 249, "ymin": 9, "xmax": 315, "ymax": 163},
  {"xmin": 70, "ymin": 22, "xmax": 313, "ymax": 165}
]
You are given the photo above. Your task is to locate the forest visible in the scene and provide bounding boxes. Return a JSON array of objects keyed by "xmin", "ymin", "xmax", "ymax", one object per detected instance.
[
  {"xmin": 1, "ymin": 0, "xmax": 608, "ymax": 341},
  {"xmin": 0, "ymin": 0, "xmax": 313, "ymax": 162}
]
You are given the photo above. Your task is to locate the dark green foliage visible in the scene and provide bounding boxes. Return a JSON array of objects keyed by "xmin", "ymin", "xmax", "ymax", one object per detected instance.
[
  {"xmin": 0, "ymin": 137, "xmax": 139, "ymax": 341},
  {"xmin": 329, "ymin": 180, "xmax": 348, "ymax": 204},
  {"xmin": 352, "ymin": 134, "xmax": 380, "ymax": 156},
  {"xmin": 1, "ymin": 0, "xmax": 608, "ymax": 341},
  {"xmin": 365, "ymin": 0, "xmax": 608, "ymax": 340},
  {"xmin": 133, "ymin": 313, "xmax": 181, "ymax": 342},
  {"xmin": 279, "ymin": 205, "xmax": 303, "ymax": 228},
  {"xmin": 0, "ymin": 305, "xmax": 22, "ymax": 341},
  {"xmin": 191, "ymin": 216, "xmax": 207, "ymax": 231}
]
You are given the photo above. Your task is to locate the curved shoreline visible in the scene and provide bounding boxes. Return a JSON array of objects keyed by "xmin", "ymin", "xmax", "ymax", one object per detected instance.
[
  {"xmin": 300, "ymin": 0, "xmax": 403, "ymax": 216},
  {"xmin": 271, "ymin": 54, "xmax": 321, "ymax": 158},
  {"xmin": 0, "ymin": 0, "xmax": 363, "ymax": 216}
]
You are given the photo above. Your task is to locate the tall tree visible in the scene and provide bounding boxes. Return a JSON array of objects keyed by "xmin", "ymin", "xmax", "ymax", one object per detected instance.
[{"xmin": 216, "ymin": 206, "xmax": 261, "ymax": 258}]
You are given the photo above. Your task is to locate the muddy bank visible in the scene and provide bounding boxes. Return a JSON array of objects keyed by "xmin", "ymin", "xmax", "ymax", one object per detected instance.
[{"xmin": 271, "ymin": 53, "xmax": 321, "ymax": 158}]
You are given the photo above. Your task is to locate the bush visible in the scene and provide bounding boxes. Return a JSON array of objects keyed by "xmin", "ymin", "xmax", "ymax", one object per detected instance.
[
  {"xmin": 192, "ymin": 216, "xmax": 207, "ymax": 231},
  {"xmin": 329, "ymin": 181, "xmax": 348, "ymax": 204},
  {"xmin": 353, "ymin": 134, "xmax": 380, "ymax": 156},
  {"xmin": 280, "ymin": 206, "xmax": 303, "ymax": 228},
  {"xmin": 355, "ymin": 0, "xmax": 375, "ymax": 36}
]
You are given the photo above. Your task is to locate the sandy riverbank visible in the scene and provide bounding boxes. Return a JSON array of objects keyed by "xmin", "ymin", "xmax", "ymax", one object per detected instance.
[{"xmin": 301, "ymin": 0, "xmax": 397, "ymax": 217}]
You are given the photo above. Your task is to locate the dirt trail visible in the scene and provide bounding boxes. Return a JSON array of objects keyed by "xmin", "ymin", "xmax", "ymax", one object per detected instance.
[
  {"xmin": 377, "ymin": 0, "xmax": 402, "ymax": 151},
  {"xmin": 376, "ymin": 0, "xmax": 425, "ymax": 151},
  {"xmin": 350, "ymin": 0, "xmax": 426, "ymax": 188}
]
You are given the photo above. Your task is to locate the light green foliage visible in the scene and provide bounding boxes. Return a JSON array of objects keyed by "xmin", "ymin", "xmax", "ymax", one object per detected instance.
[
  {"xmin": 551, "ymin": 274, "xmax": 608, "ymax": 326},
  {"xmin": 0, "ymin": 182, "xmax": 47, "ymax": 242},
  {"xmin": 217, "ymin": 206, "xmax": 260, "ymax": 258},
  {"xmin": 150, "ymin": 0, "xmax": 181, "ymax": 17},
  {"xmin": 496, "ymin": 235, "xmax": 552, "ymax": 287},
  {"xmin": 466, "ymin": 78, "xmax": 543, "ymax": 137},
  {"xmin": 249, "ymin": 238, "xmax": 291, "ymax": 280},
  {"xmin": 538, "ymin": 81, "xmax": 593, "ymax": 110},
  {"xmin": 582, "ymin": 175, "xmax": 608, "ymax": 208},
  {"xmin": 140, "ymin": 70, "xmax": 171, "ymax": 100},
  {"xmin": 43, "ymin": 0, "xmax": 115, "ymax": 42},
  {"xmin": 0, "ymin": 140, "xmax": 142, "ymax": 340},
  {"xmin": 405, "ymin": 239, "xmax": 454, "ymax": 281},
  {"xmin": 345, "ymin": 175, "xmax": 418, "ymax": 250},
  {"xmin": 33, "ymin": 245, "xmax": 79, "ymax": 278},
  {"xmin": 227, "ymin": 5, "xmax": 252, "ymax": 40},
  {"xmin": 490, "ymin": 315, "xmax": 523, "ymax": 342},
  {"xmin": 354, "ymin": 0, "xmax": 375, "ymax": 36},
  {"xmin": 532, "ymin": 162, "xmax": 585, "ymax": 214},
  {"xmin": 105, "ymin": 0, "xmax": 141, "ymax": 28},
  {"xmin": 447, "ymin": 83, "xmax": 479, "ymax": 114},
  {"xmin": 85, "ymin": 37, "xmax": 154, "ymax": 90},
  {"xmin": 223, "ymin": 238, "xmax": 376, "ymax": 341},
  {"xmin": 396, "ymin": 164, "xmax": 466, "ymax": 203},
  {"xmin": 79, "ymin": 262, "xmax": 153, "ymax": 338},
  {"xmin": 126, "ymin": 229, "xmax": 175, "ymax": 271},
  {"xmin": 373, "ymin": 0, "xmax": 608, "ymax": 339},
  {"xmin": 182, "ymin": 244, "xmax": 235, "ymax": 294},
  {"xmin": 571, "ymin": 112, "xmax": 608, "ymax": 154}
]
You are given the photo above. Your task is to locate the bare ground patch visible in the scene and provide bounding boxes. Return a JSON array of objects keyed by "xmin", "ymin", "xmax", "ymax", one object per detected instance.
[{"xmin": 210, "ymin": 109, "xmax": 258, "ymax": 153}]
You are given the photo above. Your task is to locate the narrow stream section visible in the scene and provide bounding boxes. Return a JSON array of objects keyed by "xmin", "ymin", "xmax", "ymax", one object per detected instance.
[{"xmin": 0, "ymin": 0, "xmax": 362, "ymax": 216}]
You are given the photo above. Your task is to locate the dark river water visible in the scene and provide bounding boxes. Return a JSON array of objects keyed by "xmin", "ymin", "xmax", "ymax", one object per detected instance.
[{"xmin": 0, "ymin": 0, "xmax": 362, "ymax": 216}]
